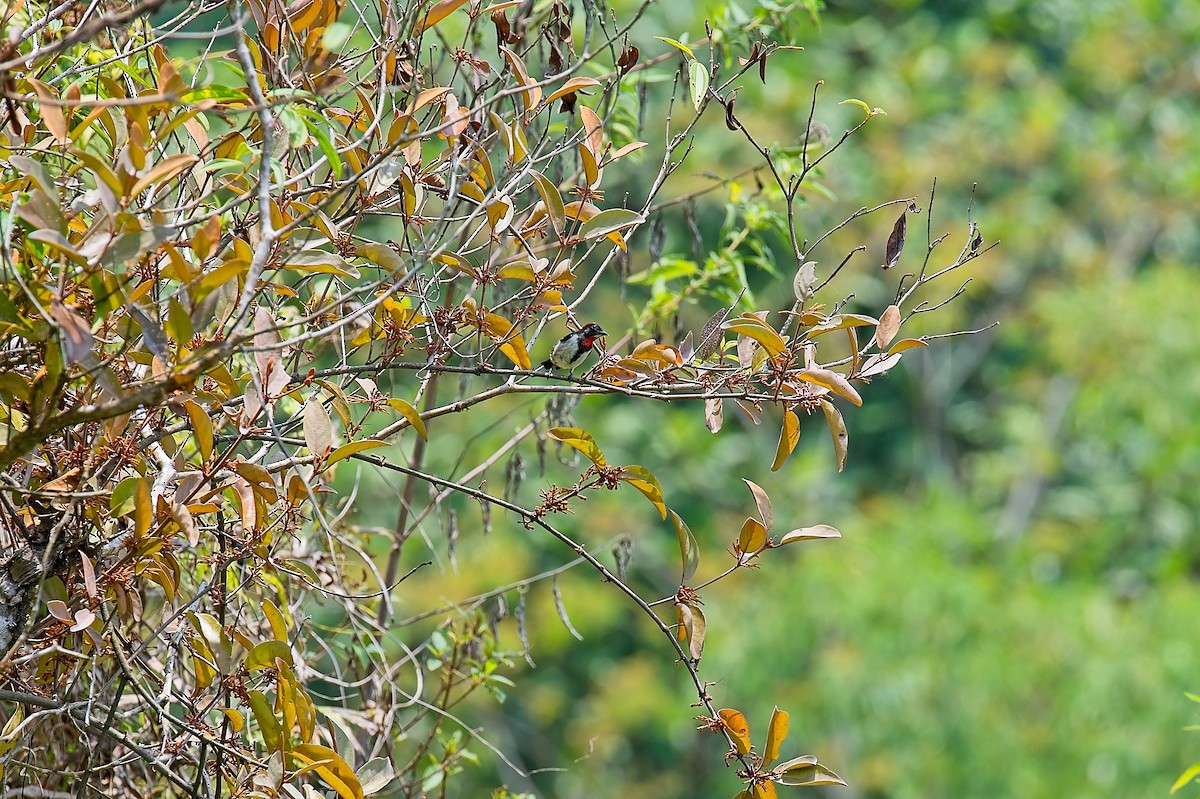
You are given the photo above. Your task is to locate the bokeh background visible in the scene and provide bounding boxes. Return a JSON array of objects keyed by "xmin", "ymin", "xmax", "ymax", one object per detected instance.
[{"xmin": 351, "ymin": 2, "xmax": 1200, "ymax": 798}]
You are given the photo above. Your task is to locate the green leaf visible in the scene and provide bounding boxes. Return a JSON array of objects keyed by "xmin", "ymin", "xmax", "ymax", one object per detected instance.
[
  {"xmin": 689, "ymin": 60, "xmax": 709, "ymax": 111},
  {"xmin": 245, "ymin": 640, "xmax": 293, "ymax": 670},
  {"xmin": 670, "ymin": 510, "xmax": 700, "ymax": 582},
  {"xmin": 358, "ymin": 757, "xmax": 396, "ymax": 795},
  {"xmin": 619, "ymin": 465, "xmax": 666, "ymax": 520},
  {"xmin": 578, "ymin": 208, "xmax": 644, "ymax": 241}
]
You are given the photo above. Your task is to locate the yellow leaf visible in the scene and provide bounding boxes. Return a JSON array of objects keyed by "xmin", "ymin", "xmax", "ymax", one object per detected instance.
[
  {"xmin": 387, "ymin": 398, "xmax": 427, "ymax": 441},
  {"xmin": 736, "ymin": 517, "xmax": 768, "ymax": 562},
  {"xmin": 619, "ymin": 465, "xmax": 666, "ymax": 519},
  {"xmin": 289, "ymin": 743, "xmax": 365, "ymax": 799},
  {"xmin": 129, "ymin": 153, "xmax": 200, "ymax": 198},
  {"xmin": 763, "ymin": 707, "xmax": 790, "ymax": 766},
  {"xmin": 325, "ymin": 439, "xmax": 389, "ymax": 468},
  {"xmin": 770, "ymin": 410, "xmax": 800, "ymax": 471},
  {"xmin": 887, "ymin": 337, "xmax": 928, "ymax": 355},
  {"xmin": 222, "ymin": 708, "xmax": 245, "ymax": 735},
  {"xmin": 134, "ymin": 476, "xmax": 152, "ymax": 537},
  {"xmin": 722, "ymin": 316, "xmax": 787, "ymax": 357},
  {"xmin": 546, "ymin": 427, "xmax": 606, "ymax": 467}
]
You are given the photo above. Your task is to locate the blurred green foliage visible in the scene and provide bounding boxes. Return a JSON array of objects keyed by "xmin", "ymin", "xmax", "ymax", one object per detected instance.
[{"xmin": 375, "ymin": 1, "xmax": 1200, "ymax": 798}]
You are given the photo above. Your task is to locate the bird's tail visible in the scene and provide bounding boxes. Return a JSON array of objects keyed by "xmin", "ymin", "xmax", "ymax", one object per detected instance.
[{"xmin": 537, "ymin": 359, "xmax": 554, "ymax": 371}]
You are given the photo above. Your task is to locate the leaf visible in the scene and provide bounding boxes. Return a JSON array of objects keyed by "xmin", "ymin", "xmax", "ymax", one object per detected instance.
[
  {"xmin": 552, "ymin": 577, "xmax": 583, "ymax": 640},
  {"xmin": 777, "ymin": 757, "xmax": 846, "ymax": 787},
  {"xmin": 130, "ymin": 154, "xmax": 200, "ymax": 198},
  {"xmin": 1173, "ymin": 763, "xmax": 1200, "ymax": 794},
  {"xmin": 304, "ymin": 398, "xmax": 333, "ymax": 456},
  {"xmin": 578, "ymin": 105, "xmax": 604, "ymax": 158},
  {"xmin": 544, "ymin": 76, "xmax": 601, "ymax": 107},
  {"xmin": 357, "ymin": 758, "xmax": 396, "ymax": 795},
  {"xmin": 752, "ymin": 782, "xmax": 778, "ymax": 799},
  {"xmin": 736, "ymin": 516, "xmax": 768, "ymax": 563},
  {"xmin": 763, "ymin": 707, "xmax": 790, "ymax": 766},
  {"xmin": 415, "ymin": 0, "xmax": 468, "ymax": 31},
  {"xmin": 689, "ymin": 60, "xmax": 708, "ymax": 111},
  {"xmin": 387, "ymin": 398, "xmax": 427, "ymax": 441},
  {"xmin": 888, "ymin": 337, "xmax": 928, "ymax": 355},
  {"xmin": 798, "ymin": 368, "xmax": 862, "ymax": 407},
  {"xmin": 49, "ymin": 300, "xmax": 93, "ymax": 367},
  {"xmin": 546, "ymin": 427, "xmax": 606, "ymax": 467},
  {"xmin": 290, "ymin": 743, "xmax": 365, "ymax": 799},
  {"xmin": 529, "ymin": 170, "xmax": 566, "ymax": 237},
  {"xmin": 770, "ymin": 409, "xmax": 800, "ymax": 471},
  {"xmin": 722, "ymin": 317, "xmax": 787, "ymax": 357},
  {"xmin": 697, "ymin": 308, "xmax": 726, "ymax": 360},
  {"xmin": 742, "ymin": 479, "xmax": 772, "ymax": 531},
  {"xmin": 670, "ymin": 510, "xmax": 700, "ymax": 582},
  {"xmin": 883, "ymin": 210, "xmax": 906, "ymax": 270},
  {"xmin": 875, "ymin": 304, "xmax": 901, "ymax": 348},
  {"xmin": 705, "ymin": 397, "xmax": 723, "ymax": 434},
  {"xmin": 246, "ymin": 640, "xmax": 293, "ymax": 670},
  {"xmin": 777, "ymin": 524, "xmax": 841, "ymax": 545},
  {"xmin": 26, "ymin": 77, "xmax": 67, "ymax": 144},
  {"xmin": 620, "ymin": 465, "xmax": 666, "ymax": 520},
  {"xmin": 325, "ymin": 439, "xmax": 389, "ymax": 468},
  {"xmin": 718, "ymin": 709, "xmax": 752, "ymax": 755},
  {"xmin": 134, "ymin": 476, "xmax": 152, "ymax": 537},
  {"xmin": 482, "ymin": 312, "xmax": 532, "ymax": 370},
  {"xmin": 655, "ymin": 36, "xmax": 694, "ymax": 59},
  {"xmin": 221, "ymin": 708, "xmax": 245, "ymax": 735},
  {"xmin": 840, "ymin": 97, "xmax": 880, "ymax": 117},
  {"xmin": 676, "ymin": 602, "xmax": 706, "ymax": 660},
  {"xmin": 792, "ymin": 260, "xmax": 818, "ymax": 301},
  {"xmin": 820, "ymin": 399, "xmax": 848, "ymax": 472},
  {"xmin": 860, "ymin": 351, "xmax": 903, "ymax": 378},
  {"xmin": 579, "ymin": 208, "xmax": 644, "ymax": 241},
  {"xmin": 498, "ymin": 45, "xmax": 542, "ymax": 112}
]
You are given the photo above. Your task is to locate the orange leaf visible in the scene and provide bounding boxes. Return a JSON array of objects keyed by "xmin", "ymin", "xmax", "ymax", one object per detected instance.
[
  {"xmin": 415, "ymin": 0, "xmax": 469, "ymax": 31},
  {"xmin": 718, "ymin": 709, "xmax": 752, "ymax": 755}
]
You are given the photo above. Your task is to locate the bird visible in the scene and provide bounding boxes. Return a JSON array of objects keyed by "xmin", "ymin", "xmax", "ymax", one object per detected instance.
[{"xmin": 539, "ymin": 323, "xmax": 607, "ymax": 372}]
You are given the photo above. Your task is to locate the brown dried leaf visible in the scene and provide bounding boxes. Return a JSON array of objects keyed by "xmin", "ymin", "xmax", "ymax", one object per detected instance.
[
  {"xmin": 883, "ymin": 210, "xmax": 906, "ymax": 269},
  {"xmin": 876, "ymin": 304, "xmax": 901, "ymax": 348},
  {"xmin": 304, "ymin": 397, "xmax": 333, "ymax": 456},
  {"xmin": 50, "ymin": 300, "xmax": 94, "ymax": 366},
  {"xmin": 705, "ymin": 397, "xmax": 723, "ymax": 434}
]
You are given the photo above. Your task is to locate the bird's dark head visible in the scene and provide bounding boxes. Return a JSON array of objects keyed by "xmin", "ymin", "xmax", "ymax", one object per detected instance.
[{"xmin": 578, "ymin": 322, "xmax": 607, "ymax": 339}]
